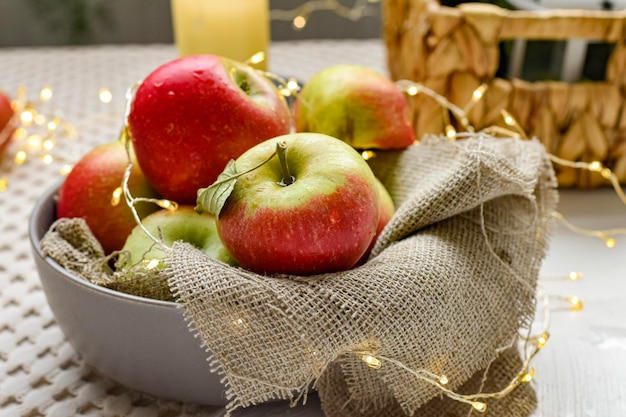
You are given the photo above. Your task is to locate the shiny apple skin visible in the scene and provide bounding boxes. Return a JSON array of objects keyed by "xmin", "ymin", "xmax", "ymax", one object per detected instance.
[
  {"xmin": 358, "ymin": 177, "xmax": 395, "ymax": 264},
  {"xmin": 216, "ymin": 133, "xmax": 380, "ymax": 276},
  {"xmin": 293, "ymin": 64, "xmax": 415, "ymax": 150},
  {"xmin": 128, "ymin": 54, "xmax": 292, "ymax": 204},
  {"xmin": 56, "ymin": 141, "xmax": 159, "ymax": 254}
]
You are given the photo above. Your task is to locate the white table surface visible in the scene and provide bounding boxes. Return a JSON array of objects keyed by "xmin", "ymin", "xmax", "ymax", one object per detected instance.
[{"xmin": 1, "ymin": 40, "xmax": 625, "ymax": 417}]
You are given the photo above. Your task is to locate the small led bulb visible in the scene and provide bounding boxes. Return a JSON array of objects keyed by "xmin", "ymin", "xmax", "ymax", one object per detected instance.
[
  {"xmin": 472, "ymin": 401, "xmax": 487, "ymax": 413},
  {"xmin": 521, "ymin": 367, "xmax": 535, "ymax": 383},
  {"xmin": 293, "ymin": 15, "xmax": 307, "ymax": 30},
  {"xmin": 111, "ymin": 187, "xmax": 123, "ymax": 206},
  {"xmin": 567, "ymin": 271, "xmax": 582, "ymax": 281},
  {"xmin": 537, "ymin": 332, "xmax": 549, "ymax": 349},
  {"xmin": 567, "ymin": 296, "xmax": 583, "ymax": 311},
  {"xmin": 357, "ymin": 353, "xmax": 381, "ymax": 369}
]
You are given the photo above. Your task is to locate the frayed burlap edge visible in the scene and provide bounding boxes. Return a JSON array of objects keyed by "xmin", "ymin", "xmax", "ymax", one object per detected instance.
[{"xmin": 164, "ymin": 134, "xmax": 558, "ymax": 417}]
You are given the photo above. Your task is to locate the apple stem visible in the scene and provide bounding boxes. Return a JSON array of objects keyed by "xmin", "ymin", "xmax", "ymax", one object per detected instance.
[{"xmin": 276, "ymin": 141, "xmax": 294, "ymax": 186}]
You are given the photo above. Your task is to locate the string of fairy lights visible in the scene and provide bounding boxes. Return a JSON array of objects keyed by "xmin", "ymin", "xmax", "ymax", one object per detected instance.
[
  {"xmin": 0, "ymin": 0, "xmax": 622, "ymax": 412},
  {"xmin": 270, "ymin": 0, "xmax": 381, "ymax": 30},
  {"xmin": 0, "ymin": 63, "xmax": 620, "ymax": 415}
]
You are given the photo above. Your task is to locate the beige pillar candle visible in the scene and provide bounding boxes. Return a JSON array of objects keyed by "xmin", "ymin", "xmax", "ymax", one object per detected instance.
[{"xmin": 171, "ymin": 0, "xmax": 269, "ymax": 70}]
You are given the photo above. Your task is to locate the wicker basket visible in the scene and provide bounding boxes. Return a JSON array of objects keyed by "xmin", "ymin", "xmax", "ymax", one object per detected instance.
[{"xmin": 383, "ymin": 0, "xmax": 626, "ymax": 187}]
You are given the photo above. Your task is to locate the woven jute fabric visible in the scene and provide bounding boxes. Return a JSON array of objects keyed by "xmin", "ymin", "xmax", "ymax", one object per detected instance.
[
  {"xmin": 40, "ymin": 134, "xmax": 557, "ymax": 416},
  {"xmin": 164, "ymin": 134, "xmax": 558, "ymax": 416},
  {"xmin": 40, "ymin": 218, "xmax": 175, "ymax": 302}
]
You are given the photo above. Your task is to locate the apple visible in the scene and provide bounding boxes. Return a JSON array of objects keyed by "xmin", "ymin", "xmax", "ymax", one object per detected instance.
[
  {"xmin": 56, "ymin": 140, "xmax": 160, "ymax": 254},
  {"xmin": 358, "ymin": 177, "xmax": 396, "ymax": 264},
  {"xmin": 128, "ymin": 54, "xmax": 292, "ymax": 204},
  {"xmin": 0, "ymin": 89, "xmax": 16, "ymax": 159},
  {"xmin": 293, "ymin": 64, "xmax": 415, "ymax": 150},
  {"xmin": 198, "ymin": 132, "xmax": 380, "ymax": 276},
  {"xmin": 119, "ymin": 206, "xmax": 237, "ymax": 271}
]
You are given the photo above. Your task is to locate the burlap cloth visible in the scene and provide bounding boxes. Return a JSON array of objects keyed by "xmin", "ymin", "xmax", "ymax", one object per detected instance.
[{"xmin": 41, "ymin": 134, "xmax": 558, "ymax": 417}]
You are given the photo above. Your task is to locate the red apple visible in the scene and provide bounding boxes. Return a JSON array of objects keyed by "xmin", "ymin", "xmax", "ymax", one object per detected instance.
[
  {"xmin": 0, "ymin": 90, "xmax": 16, "ymax": 159},
  {"xmin": 293, "ymin": 64, "xmax": 415, "ymax": 150},
  {"xmin": 359, "ymin": 177, "xmax": 395, "ymax": 264},
  {"xmin": 128, "ymin": 54, "xmax": 292, "ymax": 204},
  {"xmin": 119, "ymin": 205, "xmax": 237, "ymax": 271},
  {"xmin": 197, "ymin": 132, "xmax": 381, "ymax": 276},
  {"xmin": 57, "ymin": 140, "xmax": 160, "ymax": 254}
]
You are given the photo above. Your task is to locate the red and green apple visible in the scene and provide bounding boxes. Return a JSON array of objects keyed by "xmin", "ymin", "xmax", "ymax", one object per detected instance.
[
  {"xmin": 293, "ymin": 64, "xmax": 415, "ymax": 150},
  {"xmin": 56, "ymin": 140, "xmax": 160, "ymax": 254},
  {"xmin": 128, "ymin": 54, "xmax": 292, "ymax": 204},
  {"xmin": 198, "ymin": 132, "xmax": 381, "ymax": 276},
  {"xmin": 359, "ymin": 177, "xmax": 395, "ymax": 264}
]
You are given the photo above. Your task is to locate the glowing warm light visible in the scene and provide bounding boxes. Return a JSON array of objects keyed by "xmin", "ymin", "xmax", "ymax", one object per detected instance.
[
  {"xmin": 588, "ymin": 161, "xmax": 603, "ymax": 172},
  {"xmin": 42, "ymin": 139, "xmax": 55, "ymax": 151},
  {"xmin": 605, "ymin": 237, "xmax": 616, "ymax": 248},
  {"xmin": 20, "ymin": 110, "xmax": 35, "ymax": 125},
  {"xmin": 14, "ymin": 127, "xmax": 27, "ymax": 140},
  {"xmin": 293, "ymin": 15, "xmax": 307, "ymax": 29},
  {"xmin": 157, "ymin": 199, "xmax": 178, "ymax": 211},
  {"xmin": 60, "ymin": 164, "xmax": 73, "ymax": 175},
  {"xmin": 111, "ymin": 187, "xmax": 123, "ymax": 206},
  {"xmin": 249, "ymin": 51, "xmax": 265, "ymax": 65},
  {"xmin": 47, "ymin": 119, "xmax": 58, "ymax": 131},
  {"xmin": 142, "ymin": 259, "xmax": 161, "ymax": 270},
  {"xmin": 27, "ymin": 134, "xmax": 42, "ymax": 149},
  {"xmin": 358, "ymin": 353, "xmax": 382, "ymax": 369},
  {"xmin": 567, "ymin": 271, "xmax": 582, "ymax": 281},
  {"xmin": 406, "ymin": 85, "xmax": 420, "ymax": 96},
  {"xmin": 567, "ymin": 296, "xmax": 583, "ymax": 311},
  {"xmin": 537, "ymin": 332, "xmax": 549, "ymax": 349},
  {"xmin": 98, "ymin": 88, "xmax": 113, "ymax": 103},
  {"xmin": 39, "ymin": 86, "xmax": 53, "ymax": 101},
  {"xmin": 41, "ymin": 154, "xmax": 53, "ymax": 164},
  {"xmin": 445, "ymin": 125, "xmax": 457, "ymax": 139},
  {"xmin": 472, "ymin": 401, "xmax": 487, "ymax": 413},
  {"xmin": 472, "ymin": 84, "xmax": 487, "ymax": 101},
  {"xmin": 361, "ymin": 150, "xmax": 376, "ymax": 161},
  {"xmin": 521, "ymin": 367, "xmax": 535, "ymax": 383},
  {"xmin": 14, "ymin": 151, "xmax": 27, "ymax": 165},
  {"xmin": 287, "ymin": 78, "xmax": 300, "ymax": 91},
  {"xmin": 439, "ymin": 375, "xmax": 449, "ymax": 385},
  {"xmin": 34, "ymin": 114, "xmax": 46, "ymax": 126}
]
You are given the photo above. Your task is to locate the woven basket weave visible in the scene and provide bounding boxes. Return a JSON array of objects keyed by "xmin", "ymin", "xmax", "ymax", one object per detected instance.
[{"xmin": 383, "ymin": 0, "xmax": 626, "ymax": 187}]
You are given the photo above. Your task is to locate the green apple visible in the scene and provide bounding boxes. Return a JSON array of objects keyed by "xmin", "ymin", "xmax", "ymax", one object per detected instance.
[
  {"xmin": 293, "ymin": 64, "xmax": 416, "ymax": 150},
  {"xmin": 119, "ymin": 205, "xmax": 237, "ymax": 271},
  {"xmin": 199, "ymin": 132, "xmax": 381, "ymax": 276}
]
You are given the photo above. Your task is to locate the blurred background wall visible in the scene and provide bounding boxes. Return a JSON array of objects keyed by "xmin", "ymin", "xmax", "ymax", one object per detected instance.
[{"xmin": 0, "ymin": 0, "xmax": 382, "ymax": 47}]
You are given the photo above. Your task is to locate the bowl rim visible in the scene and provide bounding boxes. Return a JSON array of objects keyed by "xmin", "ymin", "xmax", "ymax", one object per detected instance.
[{"xmin": 29, "ymin": 178, "xmax": 180, "ymax": 309}]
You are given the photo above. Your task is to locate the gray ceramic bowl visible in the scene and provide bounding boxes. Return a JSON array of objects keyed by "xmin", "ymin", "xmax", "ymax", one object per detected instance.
[{"xmin": 29, "ymin": 180, "xmax": 226, "ymax": 405}]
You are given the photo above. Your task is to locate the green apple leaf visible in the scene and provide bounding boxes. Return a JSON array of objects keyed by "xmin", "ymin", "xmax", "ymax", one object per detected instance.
[
  {"xmin": 196, "ymin": 148, "xmax": 279, "ymax": 217},
  {"xmin": 196, "ymin": 160, "xmax": 239, "ymax": 217}
]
